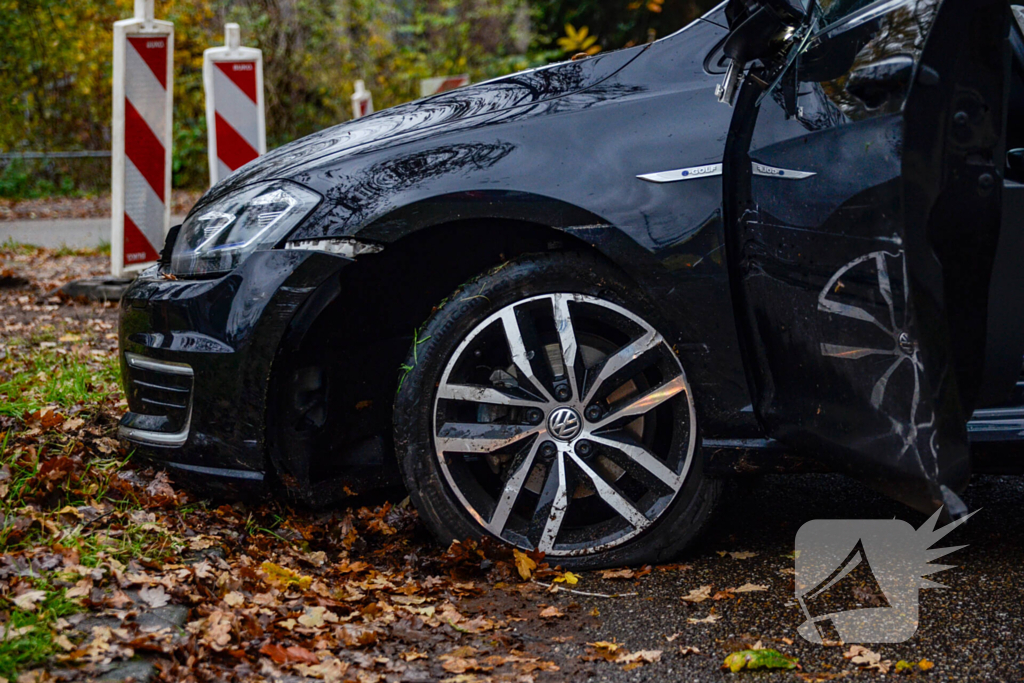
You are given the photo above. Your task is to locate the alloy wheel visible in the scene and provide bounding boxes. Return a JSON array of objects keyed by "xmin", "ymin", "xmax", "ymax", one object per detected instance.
[{"xmin": 432, "ymin": 293, "xmax": 696, "ymax": 556}]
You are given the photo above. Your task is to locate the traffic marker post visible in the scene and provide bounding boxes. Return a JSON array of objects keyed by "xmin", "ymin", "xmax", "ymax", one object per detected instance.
[
  {"xmin": 351, "ymin": 79, "xmax": 373, "ymax": 119},
  {"xmin": 203, "ymin": 23, "xmax": 266, "ymax": 186},
  {"xmin": 419, "ymin": 74, "xmax": 470, "ymax": 98},
  {"xmin": 111, "ymin": 0, "xmax": 174, "ymax": 276}
]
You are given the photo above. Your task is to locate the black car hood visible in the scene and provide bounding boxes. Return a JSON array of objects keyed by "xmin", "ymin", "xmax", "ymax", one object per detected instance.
[{"xmin": 192, "ymin": 46, "xmax": 645, "ymax": 213}]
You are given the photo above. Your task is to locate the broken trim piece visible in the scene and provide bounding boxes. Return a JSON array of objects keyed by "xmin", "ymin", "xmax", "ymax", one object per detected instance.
[{"xmin": 285, "ymin": 238, "xmax": 384, "ymax": 258}]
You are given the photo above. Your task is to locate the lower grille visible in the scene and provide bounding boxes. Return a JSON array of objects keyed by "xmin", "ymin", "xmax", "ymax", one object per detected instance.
[{"xmin": 119, "ymin": 353, "xmax": 194, "ymax": 447}]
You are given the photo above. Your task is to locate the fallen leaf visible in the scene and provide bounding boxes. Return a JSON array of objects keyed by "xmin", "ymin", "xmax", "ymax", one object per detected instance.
[
  {"xmin": 260, "ymin": 642, "xmax": 319, "ymax": 664},
  {"xmin": 919, "ymin": 659, "xmax": 935, "ymax": 671},
  {"xmin": 681, "ymin": 585, "xmax": 713, "ymax": 603},
  {"xmin": 843, "ymin": 645, "xmax": 891, "ymax": 673},
  {"xmin": 679, "ymin": 645, "xmax": 701, "ymax": 656},
  {"xmin": 402, "ymin": 651, "xmax": 429, "ymax": 662},
  {"xmin": 688, "ymin": 613, "xmax": 721, "ymax": 624},
  {"xmin": 600, "ymin": 568, "xmax": 636, "ymax": 580},
  {"xmin": 717, "ymin": 550, "xmax": 758, "ymax": 560},
  {"xmin": 12, "ymin": 591, "xmax": 47, "ymax": 611},
  {"xmin": 261, "ymin": 561, "xmax": 312, "ymax": 590},
  {"xmin": 442, "ymin": 657, "xmax": 493, "ymax": 673},
  {"xmin": 730, "ymin": 583, "xmax": 768, "ymax": 593},
  {"xmin": 723, "ymin": 649, "xmax": 799, "ymax": 672},
  {"xmin": 553, "ymin": 571, "xmax": 580, "ymax": 585},
  {"xmin": 619, "ymin": 649, "xmax": 662, "ymax": 664},
  {"xmin": 223, "ymin": 591, "xmax": 245, "ymax": 607},
  {"xmin": 298, "ymin": 606, "xmax": 337, "ymax": 628},
  {"xmin": 513, "ymin": 549, "xmax": 537, "ymax": 581},
  {"xmin": 138, "ymin": 585, "xmax": 170, "ymax": 609},
  {"xmin": 539, "ymin": 605, "xmax": 564, "ymax": 619}
]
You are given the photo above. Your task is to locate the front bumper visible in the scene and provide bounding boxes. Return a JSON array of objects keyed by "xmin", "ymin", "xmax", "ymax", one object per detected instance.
[{"xmin": 117, "ymin": 249, "xmax": 350, "ymax": 488}]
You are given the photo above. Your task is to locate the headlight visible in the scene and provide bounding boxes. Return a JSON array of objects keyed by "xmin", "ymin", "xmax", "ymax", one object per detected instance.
[{"xmin": 170, "ymin": 180, "xmax": 321, "ymax": 276}]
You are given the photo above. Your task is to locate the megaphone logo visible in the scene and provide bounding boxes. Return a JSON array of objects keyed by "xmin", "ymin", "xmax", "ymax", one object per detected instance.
[{"xmin": 795, "ymin": 508, "xmax": 973, "ymax": 644}]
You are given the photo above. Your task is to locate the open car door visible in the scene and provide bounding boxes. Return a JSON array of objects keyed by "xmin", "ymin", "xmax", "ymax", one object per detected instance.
[{"xmin": 719, "ymin": 0, "xmax": 1013, "ymax": 515}]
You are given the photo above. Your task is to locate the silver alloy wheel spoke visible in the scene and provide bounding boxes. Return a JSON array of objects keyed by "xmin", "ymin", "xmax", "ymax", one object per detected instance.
[
  {"xmin": 488, "ymin": 438, "xmax": 542, "ymax": 534},
  {"xmin": 500, "ymin": 308, "xmax": 556, "ymax": 403},
  {"xmin": 436, "ymin": 383, "xmax": 550, "ymax": 408},
  {"xmin": 587, "ymin": 433, "xmax": 682, "ymax": 489},
  {"xmin": 591, "ymin": 374, "xmax": 688, "ymax": 430},
  {"xmin": 567, "ymin": 451, "xmax": 651, "ymax": 530},
  {"xmin": 537, "ymin": 451, "xmax": 570, "ymax": 553},
  {"xmin": 582, "ymin": 330, "xmax": 661, "ymax": 406},
  {"xmin": 551, "ymin": 293, "xmax": 580, "ymax": 401},
  {"xmin": 436, "ymin": 422, "xmax": 543, "ymax": 453}
]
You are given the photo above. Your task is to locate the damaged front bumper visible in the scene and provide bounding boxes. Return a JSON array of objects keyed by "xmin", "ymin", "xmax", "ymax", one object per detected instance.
[{"xmin": 117, "ymin": 249, "xmax": 351, "ymax": 492}]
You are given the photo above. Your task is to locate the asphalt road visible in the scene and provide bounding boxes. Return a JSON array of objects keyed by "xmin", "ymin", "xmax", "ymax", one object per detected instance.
[
  {"xmin": 0, "ymin": 216, "xmax": 185, "ymax": 249},
  {"xmin": 528, "ymin": 472, "xmax": 1024, "ymax": 682}
]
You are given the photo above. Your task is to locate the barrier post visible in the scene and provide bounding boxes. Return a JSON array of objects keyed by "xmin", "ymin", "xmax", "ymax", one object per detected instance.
[
  {"xmin": 351, "ymin": 80, "xmax": 373, "ymax": 119},
  {"xmin": 111, "ymin": 0, "xmax": 174, "ymax": 276},
  {"xmin": 203, "ymin": 23, "xmax": 266, "ymax": 186},
  {"xmin": 419, "ymin": 74, "xmax": 471, "ymax": 98}
]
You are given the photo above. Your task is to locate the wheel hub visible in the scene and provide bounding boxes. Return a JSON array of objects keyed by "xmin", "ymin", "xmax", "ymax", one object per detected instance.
[{"xmin": 547, "ymin": 406, "xmax": 582, "ymax": 441}]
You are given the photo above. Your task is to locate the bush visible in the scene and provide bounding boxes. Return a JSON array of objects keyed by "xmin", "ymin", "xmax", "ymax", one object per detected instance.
[{"xmin": 0, "ymin": 0, "xmax": 720, "ymax": 194}]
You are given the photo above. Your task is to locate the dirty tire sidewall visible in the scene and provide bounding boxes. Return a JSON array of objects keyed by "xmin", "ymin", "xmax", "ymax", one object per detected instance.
[{"xmin": 393, "ymin": 251, "xmax": 721, "ymax": 570}]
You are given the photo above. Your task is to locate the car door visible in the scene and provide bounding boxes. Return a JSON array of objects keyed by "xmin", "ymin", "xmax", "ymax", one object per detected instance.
[{"xmin": 720, "ymin": 0, "xmax": 1012, "ymax": 515}]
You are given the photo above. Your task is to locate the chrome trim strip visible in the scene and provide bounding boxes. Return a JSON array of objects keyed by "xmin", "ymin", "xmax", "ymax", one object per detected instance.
[
  {"xmin": 970, "ymin": 407, "xmax": 1024, "ymax": 420},
  {"xmin": 164, "ymin": 461, "xmax": 264, "ymax": 481},
  {"xmin": 752, "ymin": 163, "xmax": 816, "ymax": 180},
  {"xmin": 118, "ymin": 404, "xmax": 192, "ymax": 447},
  {"xmin": 125, "ymin": 353, "xmax": 194, "ymax": 376},
  {"xmin": 637, "ymin": 163, "xmax": 722, "ymax": 183},
  {"xmin": 638, "ymin": 161, "xmax": 815, "ymax": 184}
]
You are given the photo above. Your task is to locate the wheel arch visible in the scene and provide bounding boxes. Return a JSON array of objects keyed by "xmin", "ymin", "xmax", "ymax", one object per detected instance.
[{"xmin": 267, "ymin": 211, "xmax": 646, "ymax": 504}]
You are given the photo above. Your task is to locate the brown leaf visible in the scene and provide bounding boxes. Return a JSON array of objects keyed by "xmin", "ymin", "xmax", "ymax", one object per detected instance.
[
  {"xmin": 730, "ymin": 583, "xmax": 769, "ymax": 593},
  {"xmin": 259, "ymin": 642, "xmax": 319, "ymax": 665},
  {"xmin": 442, "ymin": 657, "xmax": 493, "ymax": 674},
  {"xmin": 539, "ymin": 605, "xmax": 564, "ymax": 619},
  {"xmin": 138, "ymin": 585, "xmax": 170, "ymax": 609},
  {"xmin": 681, "ymin": 585, "xmax": 712, "ymax": 603}
]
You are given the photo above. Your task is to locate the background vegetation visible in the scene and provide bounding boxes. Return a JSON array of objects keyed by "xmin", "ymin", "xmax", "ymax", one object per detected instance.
[{"xmin": 0, "ymin": 0, "xmax": 717, "ymax": 195}]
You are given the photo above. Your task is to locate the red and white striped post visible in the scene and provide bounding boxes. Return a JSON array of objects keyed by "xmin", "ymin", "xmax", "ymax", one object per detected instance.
[
  {"xmin": 351, "ymin": 79, "xmax": 373, "ymax": 119},
  {"xmin": 203, "ymin": 23, "xmax": 266, "ymax": 186},
  {"xmin": 111, "ymin": 0, "xmax": 174, "ymax": 276},
  {"xmin": 419, "ymin": 74, "xmax": 471, "ymax": 98}
]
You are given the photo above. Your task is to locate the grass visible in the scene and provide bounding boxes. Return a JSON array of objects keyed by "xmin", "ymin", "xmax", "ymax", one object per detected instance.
[
  {"xmin": 0, "ymin": 346, "xmax": 120, "ymax": 418},
  {"xmin": 1, "ymin": 237, "xmax": 111, "ymax": 258},
  {"xmin": 0, "ymin": 586, "xmax": 81, "ymax": 680}
]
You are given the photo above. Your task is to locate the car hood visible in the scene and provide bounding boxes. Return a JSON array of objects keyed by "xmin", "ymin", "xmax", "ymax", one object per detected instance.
[{"xmin": 192, "ymin": 46, "xmax": 645, "ymax": 213}]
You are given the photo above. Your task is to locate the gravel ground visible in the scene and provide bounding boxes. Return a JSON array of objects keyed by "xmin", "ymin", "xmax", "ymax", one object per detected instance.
[{"xmin": 539, "ymin": 472, "xmax": 1024, "ymax": 682}]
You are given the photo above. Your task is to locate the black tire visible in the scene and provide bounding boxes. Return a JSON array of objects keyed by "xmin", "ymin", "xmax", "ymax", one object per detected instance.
[{"xmin": 393, "ymin": 251, "xmax": 721, "ymax": 569}]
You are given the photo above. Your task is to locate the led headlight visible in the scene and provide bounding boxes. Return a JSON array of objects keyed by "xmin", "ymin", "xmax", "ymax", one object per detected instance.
[{"xmin": 170, "ymin": 180, "xmax": 321, "ymax": 276}]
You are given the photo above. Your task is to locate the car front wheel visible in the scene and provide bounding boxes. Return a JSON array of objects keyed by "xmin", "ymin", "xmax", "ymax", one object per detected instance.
[{"xmin": 393, "ymin": 252, "xmax": 720, "ymax": 569}]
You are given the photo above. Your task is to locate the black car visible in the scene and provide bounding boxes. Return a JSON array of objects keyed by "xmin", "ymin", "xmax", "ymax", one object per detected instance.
[{"xmin": 119, "ymin": 0, "xmax": 1024, "ymax": 568}]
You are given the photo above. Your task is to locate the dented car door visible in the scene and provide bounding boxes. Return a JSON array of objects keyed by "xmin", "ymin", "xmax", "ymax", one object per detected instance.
[{"xmin": 720, "ymin": 0, "xmax": 1012, "ymax": 514}]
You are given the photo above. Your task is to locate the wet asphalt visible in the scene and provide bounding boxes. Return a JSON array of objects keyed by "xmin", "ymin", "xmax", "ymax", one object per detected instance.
[{"xmin": 532, "ymin": 473, "xmax": 1024, "ymax": 682}]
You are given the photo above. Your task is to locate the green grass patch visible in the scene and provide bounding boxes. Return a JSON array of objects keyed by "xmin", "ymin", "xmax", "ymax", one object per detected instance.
[
  {"xmin": 0, "ymin": 346, "xmax": 120, "ymax": 418},
  {"xmin": 0, "ymin": 581, "xmax": 81, "ymax": 680}
]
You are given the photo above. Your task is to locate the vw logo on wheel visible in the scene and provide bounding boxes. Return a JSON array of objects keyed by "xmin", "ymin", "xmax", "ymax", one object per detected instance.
[{"xmin": 547, "ymin": 407, "xmax": 583, "ymax": 441}]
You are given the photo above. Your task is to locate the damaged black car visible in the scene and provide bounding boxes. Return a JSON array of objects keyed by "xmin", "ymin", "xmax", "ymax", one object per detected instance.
[{"xmin": 119, "ymin": 0, "xmax": 1024, "ymax": 568}]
